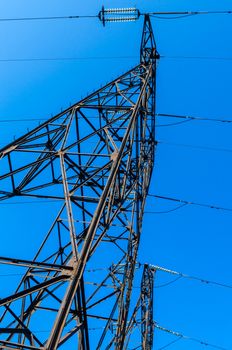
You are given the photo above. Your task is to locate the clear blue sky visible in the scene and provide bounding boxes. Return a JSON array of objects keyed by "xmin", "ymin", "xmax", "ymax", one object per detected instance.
[{"xmin": 1, "ymin": 0, "xmax": 232, "ymax": 349}]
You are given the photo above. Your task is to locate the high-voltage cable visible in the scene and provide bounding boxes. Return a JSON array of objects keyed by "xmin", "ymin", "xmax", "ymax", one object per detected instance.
[
  {"xmin": 149, "ymin": 264, "xmax": 232, "ymax": 290},
  {"xmin": 0, "ymin": 8, "xmax": 231, "ymax": 23},
  {"xmin": 0, "ymin": 14, "xmax": 98, "ymax": 22},
  {"xmin": 157, "ymin": 140, "xmax": 232, "ymax": 153},
  {"xmin": 157, "ymin": 113, "xmax": 232, "ymax": 124},
  {"xmin": 2, "ymin": 195, "xmax": 232, "ymax": 217},
  {"xmin": 1, "ymin": 112, "xmax": 232, "ymax": 124},
  {"xmin": 149, "ymin": 10, "xmax": 232, "ymax": 15},
  {"xmin": 156, "ymin": 324, "xmax": 229, "ymax": 350},
  {"xmin": 148, "ymin": 194, "xmax": 232, "ymax": 213},
  {"xmin": 1, "ymin": 55, "xmax": 232, "ymax": 63},
  {"xmin": 148, "ymin": 10, "xmax": 232, "ymax": 20}
]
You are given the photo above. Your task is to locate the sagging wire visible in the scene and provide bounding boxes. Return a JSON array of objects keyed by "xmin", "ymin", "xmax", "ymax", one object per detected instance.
[
  {"xmin": 150, "ymin": 14, "xmax": 196, "ymax": 20},
  {"xmin": 148, "ymin": 10, "xmax": 232, "ymax": 18},
  {"xmin": 1, "ymin": 55, "xmax": 232, "ymax": 64},
  {"xmin": 1, "ymin": 112, "xmax": 232, "ymax": 124},
  {"xmin": 0, "ymin": 9, "xmax": 231, "ymax": 24},
  {"xmin": 148, "ymin": 194, "xmax": 232, "ymax": 213},
  {"xmin": 157, "ymin": 140, "xmax": 232, "ymax": 154},
  {"xmin": 0, "ymin": 56, "xmax": 136, "ymax": 63},
  {"xmin": 161, "ymin": 55, "xmax": 232, "ymax": 61},
  {"xmin": 158, "ymin": 336, "xmax": 183, "ymax": 350},
  {"xmin": 145, "ymin": 203, "xmax": 187, "ymax": 214},
  {"xmin": 154, "ymin": 276, "xmax": 182, "ymax": 288},
  {"xmin": 1, "ymin": 194, "xmax": 232, "ymax": 218},
  {"xmin": 156, "ymin": 119, "xmax": 193, "ymax": 127},
  {"xmin": 156, "ymin": 323, "xmax": 229, "ymax": 350},
  {"xmin": 0, "ymin": 14, "xmax": 98, "ymax": 22},
  {"xmin": 156, "ymin": 113, "xmax": 232, "ymax": 124},
  {"xmin": 149, "ymin": 264, "xmax": 232, "ymax": 290}
]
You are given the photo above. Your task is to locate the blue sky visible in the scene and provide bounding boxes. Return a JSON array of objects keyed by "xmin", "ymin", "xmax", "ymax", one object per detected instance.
[{"xmin": 1, "ymin": 0, "xmax": 232, "ymax": 349}]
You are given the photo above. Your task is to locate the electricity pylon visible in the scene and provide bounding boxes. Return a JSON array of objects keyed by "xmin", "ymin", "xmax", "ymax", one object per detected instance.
[{"xmin": 0, "ymin": 15, "xmax": 158, "ymax": 349}]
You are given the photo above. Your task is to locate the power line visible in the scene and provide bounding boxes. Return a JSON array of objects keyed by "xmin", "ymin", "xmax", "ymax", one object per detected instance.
[
  {"xmin": 157, "ymin": 113, "xmax": 232, "ymax": 124},
  {"xmin": 148, "ymin": 194, "xmax": 232, "ymax": 213},
  {"xmin": 162, "ymin": 55, "xmax": 232, "ymax": 62},
  {"xmin": 149, "ymin": 10, "xmax": 232, "ymax": 15},
  {"xmin": 148, "ymin": 10, "xmax": 232, "ymax": 20},
  {"xmin": 158, "ymin": 336, "xmax": 182, "ymax": 350},
  {"xmin": 149, "ymin": 10, "xmax": 232, "ymax": 14},
  {"xmin": 0, "ymin": 115, "xmax": 115, "ymax": 123},
  {"xmin": 146, "ymin": 203, "xmax": 188, "ymax": 214},
  {"xmin": 149, "ymin": 264, "xmax": 232, "ymax": 290},
  {"xmin": 0, "ymin": 15, "xmax": 98, "ymax": 22},
  {"xmin": 151, "ymin": 14, "xmax": 198, "ymax": 20},
  {"xmin": 157, "ymin": 140, "xmax": 232, "ymax": 153},
  {"xmin": 0, "ymin": 56, "xmax": 136, "ymax": 63},
  {"xmin": 1, "ymin": 194, "xmax": 232, "ymax": 216},
  {"xmin": 1, "ymin": 55, "xmax": 232, "ymax": 64},
  {"xmin": 0, "ymin": 118, "xmax": 49, "ymax": 123},
  {"xmin": 0, "ymin": 199, "xmax": 61, "ymax": 205},
  {"xmin": 1, "ymin": 112, "xmax": 232, "ymax": 124},
  {"xmin": 154, "ymin": 276, "xmax": 182, "ymax": 288},
  {"xmin": 0, "ymin": 10, "xmax": 231, "ymax": 22},
  {"xmin": 156, "ymin": 324, "xmax": 229, "ymax": 350},
  {"xmin": 156, "ymin": 119, "xmax": 193, "ymax": 127},
  {"xmin": 84, "ymin": 262, "xmax": 232, "ymax": 291}
]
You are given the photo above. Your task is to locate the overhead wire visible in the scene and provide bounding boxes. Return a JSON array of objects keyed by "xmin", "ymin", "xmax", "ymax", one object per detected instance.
[
  {"xmin": 1, "ymin": 55, "xmax": 232, "ymax": 63},
  {"xmin": 30, "ymin": 327, "xmax": 104, "ymax": 334},
  {"xmin": 0, "ymin": 10, "xmax": 231, "ymax": 22},
  {"xmin": 146, "ymin": 203, "xmax": 188, "ymax": 214},
  {"xmin": 156, "ymin": 324, "xmax": 229, "ymax": 350},
  {"xmin": 1, "ymin": 194, "xmax": 232, "ymax": 216},
  {"xmin": 0, "ymin": 199, "xmax": 61, "ymax": 205},
  {"xmin": 1, "ymin": 112, "xmax": 232, "ymax": 124},
  {"xmin": 148, "ymin": 10, "xmax": 232, "ymax": 17},
  {"xmin": 154, "ymin": 276, "xmax": 183, "ymax": 288},
  {"xmin": 0, "ymin": 198, "xmax": 185, "ymax": 210},
  {"xmin": 0, "ymin": 14, "xmax": 98, "ymax": 22},
  {"xmin": 0, "ymin": 115, "xmax": 107, "ymax": 123},
  {"xmin": 156, "ymin": 113, "xmax": 232, "ymax": 124},
  {"xmin": 150, "ymin": 14, "xmax": 196, "ymax": 20},
  {"xmin": 158, "ymin": 336, "xmax": 182, "ymax": 350},
  {"xmin": 161, "ymin": 55, "xmax": 232, "ymax": 62},
  {"xmin": 148, "ymin": 193, "xmax": 232, "ymax": 213},
  {"xmin": 149, "ymin": 264, "xmax": 232, "ymax": 290},
  {"xmin": 157, "ymin": 140, "xmax": 232, "ymax": 153},
  {"xmin": 0, "ymin": 56, "xmax": 136, "ymax": 63},
  {"xmin": 156, "ymin": 119, "xmax": 193, "ymax": 127}
]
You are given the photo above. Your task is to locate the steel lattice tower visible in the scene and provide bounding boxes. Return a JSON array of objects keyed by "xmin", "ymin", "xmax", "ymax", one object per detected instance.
[{"xmin": 0, "ymin": 15, "xmax": 158, "ymax": 349}]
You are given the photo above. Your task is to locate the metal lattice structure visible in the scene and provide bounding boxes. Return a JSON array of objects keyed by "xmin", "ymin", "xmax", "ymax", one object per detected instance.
[
  {"xmin": 124, "ymin": 264, "xmax": 155, "ymax": 350},
  {"xmin": 0, "ymin": 15, "xmax": 158, "ymax": 349},
  {"xmin": 141, "ymin": 265, "xmax": 154, "ymax": 349}
]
